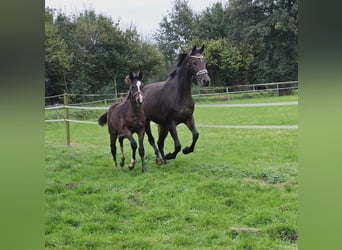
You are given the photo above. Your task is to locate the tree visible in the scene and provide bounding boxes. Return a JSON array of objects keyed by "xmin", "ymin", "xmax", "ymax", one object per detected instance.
[
  {"xmin": 197, "ymin": 39, "xmax": 253, "ymax": 86},
  {"xmin": 45, "ymin": 8, "xmax": 72, "ymax": 98},
  {"xmin": 193, "ymin": 2, "xmax": 228, "ymax": 40},
  {"xmin": 226, "ymin": 0, "xmax": 298, "ymax": 83},
  {"xmin": 45, "ymin": 8, "xmax": 164, "ymax": 100},
  {"xmin": 154, "ymin": 0, "xmax": 194, "ymax": 68}
]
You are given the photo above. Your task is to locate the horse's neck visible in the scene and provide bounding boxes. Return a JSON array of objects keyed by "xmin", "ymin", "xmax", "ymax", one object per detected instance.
[
  {"xmin": 175, "ymin": 65, "xmax": 193, "ymax": 99},
  {"xmin": 128, "ymin": 98, "xmax": 141, "ymax": 114}
]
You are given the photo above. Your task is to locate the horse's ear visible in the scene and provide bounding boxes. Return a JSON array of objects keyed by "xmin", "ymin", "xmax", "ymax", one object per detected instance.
[
  {"xmin": 199, "ymin": 44, "xmax": 205, "ymax": 53},
  {"xmin": 138, "ymin": 71, "xmax": 143, "ymax": 80},
  {"xmin": 191, "ymin": 45, "xmax": 197, "ymax": 55}
]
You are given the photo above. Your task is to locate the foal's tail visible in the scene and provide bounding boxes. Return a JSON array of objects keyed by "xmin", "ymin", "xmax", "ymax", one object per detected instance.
[{"xmin": 98, "ymin": 112, "xmax": 108, "ymax": 126}]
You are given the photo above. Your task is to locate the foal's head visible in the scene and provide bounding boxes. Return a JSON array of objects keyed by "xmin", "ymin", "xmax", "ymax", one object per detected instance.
[
  {"xmin": 187, "ymin": 45, "xmax": 211, "ymax": 86},
  {"xmin": 125, "ymin": 71, "xmax": 144, "ymax": 105}
]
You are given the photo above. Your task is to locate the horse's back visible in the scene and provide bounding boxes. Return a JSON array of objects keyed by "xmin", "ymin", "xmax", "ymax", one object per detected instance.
[
  {"xmin": 107, "ymin": 102, "xmax": 125, "ymax": 128},
  {"xmin": 142, "ymin": 79, "xmax": 194, "ymax": 125},
  {"xmin": 143, "ymin": 81, "xmax": 164, "ymax": 94},
  {"xmin": 108, "ymin": 100, "xmax": 146, "ymax": 134}
]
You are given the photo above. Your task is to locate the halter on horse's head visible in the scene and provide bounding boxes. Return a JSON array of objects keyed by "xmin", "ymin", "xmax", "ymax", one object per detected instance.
[
  {"xmin": 188, "ymin": 45, "xmax": 210, "ymax": 86},
  {"xmin": 125, "ymin": 71, "xmax": 144, "ymax": 105}
]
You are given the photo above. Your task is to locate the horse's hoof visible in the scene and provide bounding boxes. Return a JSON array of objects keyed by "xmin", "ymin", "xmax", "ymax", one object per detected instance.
[
  {"xmin": 182, "ymin": 147, "xmax": 192, "ymax": 154},
  {"xmin": 155, "ymin": 158, "xmax": 163, "ymax": 165},
  {"xmin": 165, "ymin": 153, "xmax": 173, "ymax": 160},
  {"xmin": 120, "ymin": 161, "xmax": 125, "ymax": 167},
  {"xmin": 128, "ymin": 165, "xmax": 134, "ymax": 171}
]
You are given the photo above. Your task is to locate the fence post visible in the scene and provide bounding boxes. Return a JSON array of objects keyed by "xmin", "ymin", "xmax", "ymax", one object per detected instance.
[
  {"xmin": 64, "ymin": 93, "xmax": 70, "ymax": 147},
  {"xmin": 276, "ymin": 83, "xmax": 279, "ymax": 96},
  {"xmin": 82, "ymin": 96, "xmax": 86, "ymax": 120},
  {"xmin": 226, "ymin": 87, "xmax": 230, "ymax": 101}
]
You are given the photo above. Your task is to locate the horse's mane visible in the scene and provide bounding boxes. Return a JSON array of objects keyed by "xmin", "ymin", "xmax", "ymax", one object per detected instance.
[{"xmin": 168, "ymin": 49, "xmax": 191, "ymax": 79}]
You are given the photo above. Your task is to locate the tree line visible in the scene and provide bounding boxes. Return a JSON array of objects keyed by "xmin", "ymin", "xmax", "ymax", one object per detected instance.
[{"xmin": 45, "ymin": 0, "xmax": 297, "ymax": 101}]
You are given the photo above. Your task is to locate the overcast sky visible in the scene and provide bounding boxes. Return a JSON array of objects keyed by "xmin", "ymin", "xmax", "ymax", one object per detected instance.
[{"xmin": 45, "ymin": 0, "xmax": 228, "ymax": 39}]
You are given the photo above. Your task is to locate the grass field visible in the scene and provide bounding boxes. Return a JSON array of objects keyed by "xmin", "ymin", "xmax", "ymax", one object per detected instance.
[{"xmin": 45, "ymin": 95, "xmax": 298, "ymax": 249}]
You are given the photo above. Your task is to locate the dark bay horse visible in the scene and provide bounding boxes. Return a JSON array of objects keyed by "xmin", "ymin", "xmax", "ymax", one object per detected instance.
[
  {"xmin": 142, "ymin": 45, "xmax": 210, "ymax": 164},
  {"xmin": 98, "ymin": 71, "xmax": 147, "ymax": 172}
]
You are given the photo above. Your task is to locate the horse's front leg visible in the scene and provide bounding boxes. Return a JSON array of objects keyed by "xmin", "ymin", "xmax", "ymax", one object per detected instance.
[
  {"xmin": 138, "ymin": 129, "xmax": 147, "ymax": 173},
  {"xmin": 145, "ymin": 120, "xmax": 163, "ymax": 164},
  {"xmin": 182, "ymin": 116, "xmax": 199, "ymax": 155},
  {"xmin": 165, "ymin": 123, "xmax": 181, "ymax": 160},
  {"xmin": 123, "ymin": 130, "xmax": 137, "ymax": 170}
]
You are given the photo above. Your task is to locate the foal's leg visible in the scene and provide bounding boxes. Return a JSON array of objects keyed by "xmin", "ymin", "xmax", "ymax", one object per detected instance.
[
  {"xmin": 165, "ymin": 123, "xmax": 181, "ymax": 160},
  {"xmin": 145, "ymin": 120, "xmax": 163, "ymax": 164},
  {"xmin": 157, "ymin": 124, "xmax": 169, "ymax": 164},
  {"xmin": 118, "ymin": 135, "xmax": 125, "ymax": 167},
  {"xmin": 182, "ymin": 116, "xmax": 199, "ymax": 155},
  {"xmin": 138, "ymin": 129, "xmax": 147, "ymax": 173},
  {"xmin": 110, "ymin": 132, "xmax": 118, "ymax": 168},
  {"xmin": 123, "ymin": 129, "xmax": 137, "ymax": 170}
]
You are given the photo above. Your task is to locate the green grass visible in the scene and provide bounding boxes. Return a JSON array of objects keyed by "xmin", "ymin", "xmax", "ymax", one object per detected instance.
[
  {"xmin": 195, "ymin": 105, "xmax": 297, "ymax": 126},
  {"xmin": 45, "ymin": 95, "xmax": 298, "ymax": 249},
  {"xmin": 200, "ymin": 94, "xmax": 298, "ymax": 105}
]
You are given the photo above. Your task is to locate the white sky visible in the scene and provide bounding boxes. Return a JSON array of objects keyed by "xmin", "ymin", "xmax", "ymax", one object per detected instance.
[{"xmin": 45, "ymin": 0, "xmax": 228, "ymax": 39}]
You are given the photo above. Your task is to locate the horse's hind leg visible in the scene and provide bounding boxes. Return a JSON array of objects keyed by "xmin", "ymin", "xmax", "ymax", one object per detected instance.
[
  {"xmin": 118, "ymin": 136, "xmax": 125, "ymax": 167},
  {"xmin": 182, "ymin": 117, "xmax": 199, "ymax": 155},
  {"xmin": 110, "ymin": 132, "xmax": 118, "ymax": 168},
  {"xmin": 145, "ymin": 121, "xmax": 163, "ymax": 164}
]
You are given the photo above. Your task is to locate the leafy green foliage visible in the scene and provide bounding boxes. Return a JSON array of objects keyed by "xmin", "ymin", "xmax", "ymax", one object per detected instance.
[
  {"xmin": 45, "ymin": 0, "xmax": 298, "ymax": 100},
  {"xmin": 155, "ymin": 0, "xmax": 298, "ymax": 85},
  {"xmin": 154, "ymin": 0, "xmax": 194, "ymax": 67},
  {"xmin": 195, "ymin": 38, "xmax": 254, "ymax": 85},
  {"xmin": 45, "ymin": 8, "xmax": 163, "ymax": 100},
  {"xmin": 45, "ymin": 9, "xmax": 73, "ymax": 96}
]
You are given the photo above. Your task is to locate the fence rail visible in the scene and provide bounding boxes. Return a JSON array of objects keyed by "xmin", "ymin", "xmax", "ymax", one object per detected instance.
[
  {"xmin": 45, "ymin": 81, "xmax": 298, "ymax": 146},
  {"xmin": 45, "ymin": 81, "xmax": 298, "ymax": 105}
]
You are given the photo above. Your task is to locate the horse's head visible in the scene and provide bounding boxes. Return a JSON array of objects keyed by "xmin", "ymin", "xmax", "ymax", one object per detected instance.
[
  {"xmin": 188, "ymin": 45, "xmax": 211, "ymax": 86},
  {"xmin": 125, "ymin": 71, "xmax": 144, "ymax": 105}
]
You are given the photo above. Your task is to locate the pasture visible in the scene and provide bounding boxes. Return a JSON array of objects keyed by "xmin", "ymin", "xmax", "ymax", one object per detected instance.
[{"xmin": 45, "ymin": 95, "xmax": 298, "ymax": 249}]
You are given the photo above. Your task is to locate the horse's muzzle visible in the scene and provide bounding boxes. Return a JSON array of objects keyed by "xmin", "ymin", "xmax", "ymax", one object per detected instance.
[
  {"xmin": 201, "ymin": 75, "xmax": 210, "ymax": 86},
  {"xmin": 198, "ymin": 74, "xmax": 210, "ymax": 86},
  {"xmin": 196, "ymin": 69, "xmax": 210, "ymax": 86},
  {"xmin": 137, "ymin": 95, "xmax": 144, "ymax": 105},
  {"xmin": 134, "ymin": 92, "xmax": 144, "ymax": 105}
]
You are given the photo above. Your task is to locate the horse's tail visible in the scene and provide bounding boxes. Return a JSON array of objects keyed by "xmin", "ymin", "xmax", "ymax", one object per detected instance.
[{"xmin": 98, "ymin": 112, "xmax": 108, "ymax": 126}]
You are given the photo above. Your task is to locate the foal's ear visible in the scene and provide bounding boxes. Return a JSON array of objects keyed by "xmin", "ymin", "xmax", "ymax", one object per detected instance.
[
  {"xmin": 125, "ymin": 72, "xmax": 134, "ymax": 85},
  {"xmin": 138, "ymin": 71, "xmax": 143, "ymax": 80},
  {"xmin": 129, "ymin": 72, "xmax": 135, "ymax": 81},
  {"xmin": 199, "ymin": 44, "xmax": 205, "ymax": 53},
  {"xmin": 124, "ymin": 74, "xmax": 131, "ymax": 85},
  {"xmin": 191, "ymin": 45, "xmax": 197, "ymax": 55}
]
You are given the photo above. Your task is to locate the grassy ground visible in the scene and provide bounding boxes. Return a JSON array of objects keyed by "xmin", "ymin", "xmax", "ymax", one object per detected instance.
[{"xmin": 45, "ymin": 95, "xmax": 298, "ymax": 249}]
